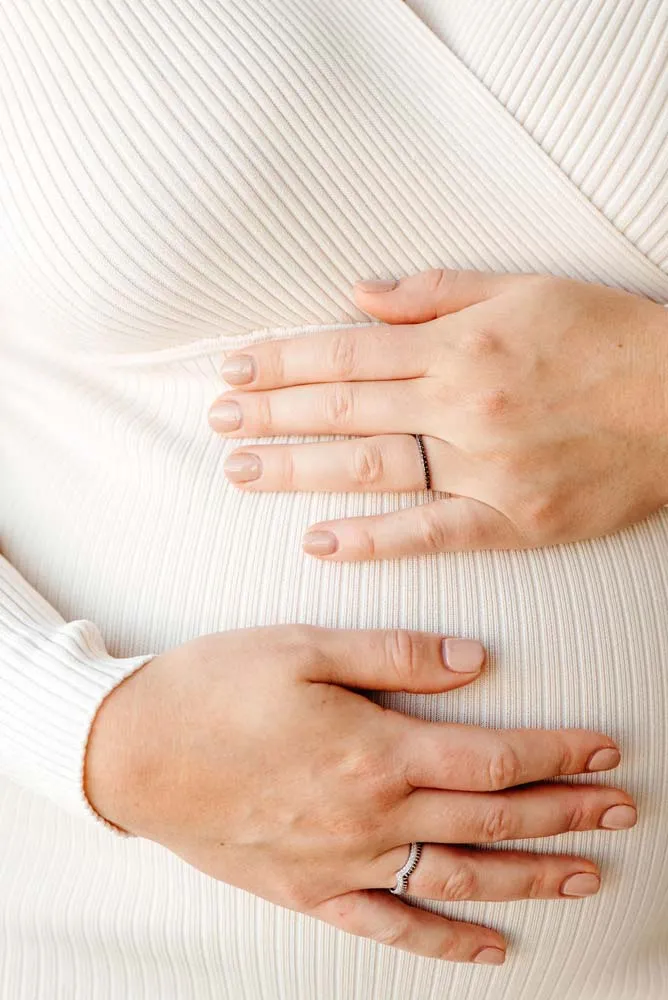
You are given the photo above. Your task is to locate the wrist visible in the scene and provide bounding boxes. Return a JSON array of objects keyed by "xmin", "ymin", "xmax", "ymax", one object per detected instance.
[{"xmin": 84, "ymin": 656, "xmax": 156, "ymax": 835}]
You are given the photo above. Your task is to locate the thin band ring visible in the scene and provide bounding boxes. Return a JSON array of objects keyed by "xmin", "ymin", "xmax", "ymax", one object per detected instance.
[
  {"xmin": 414, "ymin": 434, "xmax": 431, "ymax": 490},
  {"xmin": 390, "ymin": 842, "xmax": 424, "ymax": 895}
]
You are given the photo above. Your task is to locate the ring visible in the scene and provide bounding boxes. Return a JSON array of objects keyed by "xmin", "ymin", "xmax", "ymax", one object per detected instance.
[
  {"xmin": 390, "ymin": 842, "xmax": 423, "ymax": 895},
  {"xmin": 414, "ymin": 435, "xmax": 431, "ymax": 490}
]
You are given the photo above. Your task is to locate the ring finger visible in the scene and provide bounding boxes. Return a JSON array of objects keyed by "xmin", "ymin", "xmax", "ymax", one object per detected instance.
[
  {"xmin": 223, "ymin": 436, "xmax": 466, "ymax": 493},
  {"xmin": 372, "ymin": 844, "xmax": 602, "ymax": 901}
]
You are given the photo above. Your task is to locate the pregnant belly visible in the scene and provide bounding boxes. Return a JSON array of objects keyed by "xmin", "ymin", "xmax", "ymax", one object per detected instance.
[{"xmin": 2, "ymin": 333, "xmax": 667, "ymax": 1000}]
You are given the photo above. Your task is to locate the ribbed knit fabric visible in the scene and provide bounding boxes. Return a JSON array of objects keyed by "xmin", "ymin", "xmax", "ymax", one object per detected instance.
[{"xmin": 0, "ymin": 1, "xmax": 667, "ymax": 998}]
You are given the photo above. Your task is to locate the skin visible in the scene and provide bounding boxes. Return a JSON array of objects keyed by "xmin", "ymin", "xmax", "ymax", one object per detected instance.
[
  {"xmin": 209, "ymin": 269, "xmax": 668, "ymax": 560},
  {"xmin": 85, "ymin": 625, "xmax": 636, "ymax": 965}
]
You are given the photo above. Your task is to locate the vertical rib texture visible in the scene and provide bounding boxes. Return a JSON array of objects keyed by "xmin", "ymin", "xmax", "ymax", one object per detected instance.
[{"xmin": 0, "ymin": 1, "xmax": 667, "ymax": 998}]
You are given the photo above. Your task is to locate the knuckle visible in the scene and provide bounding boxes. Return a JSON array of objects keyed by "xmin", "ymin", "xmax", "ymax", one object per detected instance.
[
  {"xmin": 279, "ymin": 624, "xmax": 320, "ymax": 669},
  {"xmin": 527, "ymin": 870, "xmax": 549, "ymax": 900},
  {"xmin": 252, "ymin": 393, "xmax": 274, "ymax": 435},
  {"xmin": 351, "ymin": 441, "xmax": 385, "ymax": 486},
  {"xmin": 418, "ymin": 505, "xmax": 450, "ymax": 552},
  {"xmin": 266, "ymin": 343, "xmax": 286, "ymax": 385},
  {"xmin": 370, "ymin": 919, "xmax": 411, "ymax": 949},
  {"xmin": 481, "ymin": 801, "xmax": 515, "ymax": 843},
  {"xmin": 425, "ymin": 267, "xmax": 466, "ymax": 300},
  {"xmin": 461, "ymin": 326, "xmax": 499, "ymax": 360},
  {"xmin": 327, "ymin": 332, "xmax": 359, "ymax": 380},
  {"xmin": 565, "ymin": 801, "xmax": 587, "ymax": 833},
  {"xmin": 352, "ymin": 528, "xmax": 377, "ymax": 559},
  {"xmin": 487, "ymin": 741, "xmax": 523, "ymax": 790},
  {"xmin": 384, "ymin": 630, "xmax": 420, "ymax": 688},
  {"xmin": 433, "ymin": 863, "xmax": 478, "ymax": 902},
  {"xmin": 338, "ymin": 747, "xmax": 392, "ymax": 801},
  {"xmin": 470, "ymin": 387, "xmax": 510, "ymax": 420},
  {"xmin": 438, "ymin": 931, "xmax": 464, "ymax": 962},
  {"xmin": 276, "ymin": 448, "xmax": 297, "ymax": 489},
  {"xmin": 324, "ymin": 384, "xmax": 355, "ymax": 428},
  {"xmin": 429, "ymin": 266, "xmax": 459, "ymax": 298},
  {"xmin": 557, "ymin": 743, "xmax": 577, "ymax": 776},
  {"xmin": 521, "ymin": 493, "xmax": 562, "ymax": 540}
]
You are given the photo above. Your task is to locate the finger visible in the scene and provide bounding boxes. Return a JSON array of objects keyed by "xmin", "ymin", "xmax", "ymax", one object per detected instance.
[
  {"xmin": 302, "ymin": 499, "xmax": 523, "ymax": 561},
  {"xmin": 287, "ymin": 626, "xmax": 486, "ymax": 692},
  {"xmin": 312, "ymin": 890, "xmax": 506, "ymax": 964},
  {"xmin": 220, "ymin": 325, "xmax": 432, "ymax": 390},
  {"xmin": 373, "ymin": 844, "xmax": 602, "ymax": 902},
  {"xmin": 223, "ymin": 436, "xmax": 462, "ymax": 493},
  {"xmin": 399, "ymin": 784, "xmax": 637, "ymax": 845},
  {"xmin": 208, "ymin": 381, "xmax": 424, "ymax": 438},
  {"xmin": 353, "ymin": 268, "xmax": 521, "ymax": 323},
  {"xmin": 402, "ymin": 722, "xmax": 624, "ymax": 791}
]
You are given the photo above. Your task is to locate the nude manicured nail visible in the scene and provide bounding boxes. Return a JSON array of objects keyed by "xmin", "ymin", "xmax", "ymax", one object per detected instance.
[
  {"xmin": 599, "ymin": 804, "xmax": 637, "ymax": 830},
  {"xmin": 586, "ymin": 748, "xmax": 621, "ymax": 772},
  {"xmin": 302, "ymin": 530, "xmax": 339, "ymax": 556},
  {"xmin": 224, "ymin": 453, "xmax": 262, "ymax": 483},
  {"xmin": 473, "ymin": 947, "xmax": 506, "ymax": 966},
  {"xmin": 208, "ymin": 400, "xmax": 242, "ymax": 432},
  {"xmin": 355, "ymin": 279, "xmax": 398, "ymax": 293},
  {"xmin": 560, "ymin": 873, "xmax": 601, "ymax": 897},
  {"xmin": 442, "ymin": 638, "xmax": 485, "ymax": 673},
  {"xmin": 221, "ymin": 355, "xmax": 256, "ymax": 385}
]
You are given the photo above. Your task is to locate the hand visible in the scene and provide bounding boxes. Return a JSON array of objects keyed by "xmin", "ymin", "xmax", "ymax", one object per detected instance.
[
  {"xmin": 210, "ymin": 270, "xmax": 668, "ymax": 559},
  {"xmin": 85, "ymin": 625, "xmax": 636, "ymax": 964}
]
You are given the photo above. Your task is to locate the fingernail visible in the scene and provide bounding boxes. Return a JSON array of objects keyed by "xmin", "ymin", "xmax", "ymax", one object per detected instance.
[
  {"xmin": 208, "ymin": 400, "xmax": 242, "ymax": 432},
  {"xmin": 221, "ymin": 355, "xmax": 256, "ymax": 386},
  {"xmin": 599, "ymin": 804, "xmax": 637, "ymax": 830},
  {"xmin": 355, "ymin": 279, "xmax": 398, "ymax": 293},
  {"xmin": 474, "ymin": 947, "xmax": 506, "ymax": 966},
  {"xmin": 560, "ymin": 872, "xmax": 601, "ymax": 897},
  {"xmin": 586, "ymin": 748, "xmax": 621, "ymax": 772},
  {"xmin": 224, "ymin": 453, "xmax": 262, "ymax": 483},
  {"xmin": 442, "ymin": 638, "xmax": 485, "ymax": 673},
  {"xmin": 303, "ymin": 530, "xmax": 339, "ymax": 556}
]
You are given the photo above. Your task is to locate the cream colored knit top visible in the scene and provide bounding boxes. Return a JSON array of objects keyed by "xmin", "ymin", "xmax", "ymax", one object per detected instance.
[{"xmin": 1, "ymin": 2, "xmax": 667, "ymax": 997}]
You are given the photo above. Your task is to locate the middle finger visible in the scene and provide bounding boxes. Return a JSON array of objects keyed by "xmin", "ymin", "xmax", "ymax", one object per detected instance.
[
  {"xmin": 398, "ymin": 783, "xmax": 637, "ymax": 845},
  {"xmin": 401, "ymin": 721, "xmax": 625, "ymax": 792}
]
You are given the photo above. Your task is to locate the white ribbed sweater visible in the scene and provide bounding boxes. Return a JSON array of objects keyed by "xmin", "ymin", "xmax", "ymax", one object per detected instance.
[{"xmin": 1, "ymin": 2, "xmax": 667, "ymax": 998}]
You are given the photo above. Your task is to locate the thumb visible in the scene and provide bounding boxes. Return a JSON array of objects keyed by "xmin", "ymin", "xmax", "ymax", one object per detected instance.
[
  {"xmin": 298, "ymin": 626, "xmax": 486, "ymax": 692},
  {"xmin": 353, "ymin": 268, "xmax": 516, "ymax": 324}
]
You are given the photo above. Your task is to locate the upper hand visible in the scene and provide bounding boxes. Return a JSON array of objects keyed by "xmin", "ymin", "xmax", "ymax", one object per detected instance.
[
  {"xmin": 209, "ymin": 270, "xmax": 668, "ymax": 560},
  {"xmin": 84, "ymin": 624, "xmax": 635, "ymax": 963}
]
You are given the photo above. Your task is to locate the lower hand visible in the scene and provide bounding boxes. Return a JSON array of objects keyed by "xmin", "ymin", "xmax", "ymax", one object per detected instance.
[
  {"xmin": 210, "ymin": 270, "xmax": 668, "ymax": 559},
  {"xmin": 85, "ymin": 625, "xmax": 636, "ymax": 964}
]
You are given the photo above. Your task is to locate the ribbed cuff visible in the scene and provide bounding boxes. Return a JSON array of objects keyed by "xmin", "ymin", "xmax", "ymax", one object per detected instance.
[{"xmin": 0, "ymin": 556, "xmax": 154, "ymax": 830}]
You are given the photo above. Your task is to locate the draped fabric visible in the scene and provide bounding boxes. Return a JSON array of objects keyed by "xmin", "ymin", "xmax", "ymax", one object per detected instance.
[{"xmin": 0, "ymin": 2, "xmax": 667, "ymax": 997}]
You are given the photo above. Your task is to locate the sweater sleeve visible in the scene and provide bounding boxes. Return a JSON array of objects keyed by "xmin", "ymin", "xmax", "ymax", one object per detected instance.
[{"xmin": 0, "ymin": 553, "xmax": 154, "ymax": 826}]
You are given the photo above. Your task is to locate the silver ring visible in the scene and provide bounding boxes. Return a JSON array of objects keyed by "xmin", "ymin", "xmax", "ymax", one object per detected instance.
[
  {"xmin": 390, "ymin": 842, "xmax": 423, "ymax": 895},
  {"xmin": 414, "ymin": 435, "xmax": 431, "ymax": 490}
]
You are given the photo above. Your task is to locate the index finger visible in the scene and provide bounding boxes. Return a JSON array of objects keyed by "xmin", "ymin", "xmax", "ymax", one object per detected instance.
[
  {"xmin": 401, "ymin": 721, "xmax": 622, "ymax": 791},
  {"xmin": 220, "ymin": 324, "xmax": 433, "ymax": 390}
]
